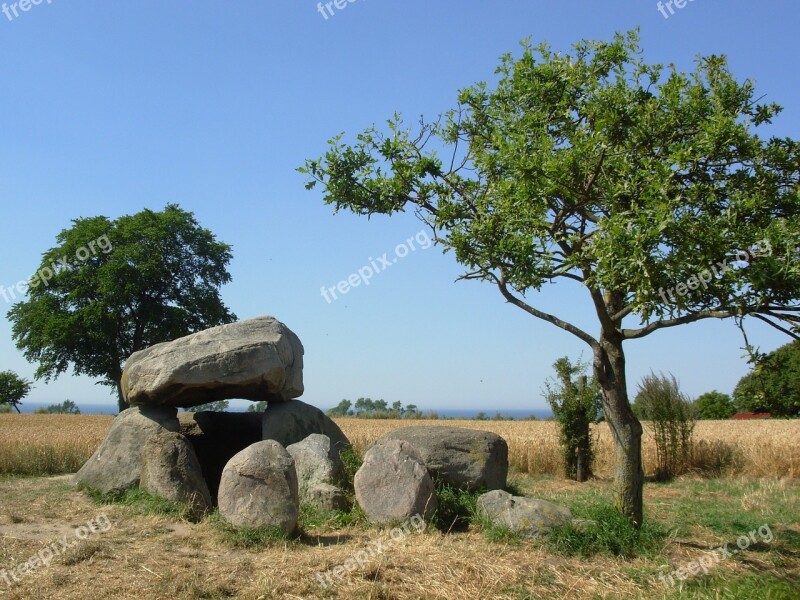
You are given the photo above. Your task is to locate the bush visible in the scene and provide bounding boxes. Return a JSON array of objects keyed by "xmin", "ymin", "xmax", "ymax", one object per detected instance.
[
  {"xmin": 634, "ymin": 372, "xmax": 695, "ymax": 481},
  {"xmin": 543, "ymin": 357, "xmax": 601, "ymax": 482},
  {"xmin": 693, "ymin": 391, "xmax": 736, "ymax": 419}
]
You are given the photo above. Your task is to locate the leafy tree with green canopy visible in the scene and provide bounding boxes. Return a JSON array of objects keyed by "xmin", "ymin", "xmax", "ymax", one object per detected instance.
[
  {"xmin": 733, "ymin": 341, "xmax": 800, "ymax": 416},
  {"xmin": 693, "ymin": 390, "xmax": 736, "ymax": 419},
  {"xmin": 7, "ymin": 204, "xmax": 236, "ymax": 413},
  {"xmin": 327, "ymin": 399, "xmax": 353, "ymax": 417},
  {"xmin": 301, "ymin": 31, "xmax": 800, "ymax": 526},
  {"xmin": 0, "ymin": 370, "xmax": 32, "ymax": 413}
]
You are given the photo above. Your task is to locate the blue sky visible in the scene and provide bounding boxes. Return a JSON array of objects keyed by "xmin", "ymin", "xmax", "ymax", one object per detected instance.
[{"xmin": 1, "ymin": 1, "xmax": 798, "ymax": 412}]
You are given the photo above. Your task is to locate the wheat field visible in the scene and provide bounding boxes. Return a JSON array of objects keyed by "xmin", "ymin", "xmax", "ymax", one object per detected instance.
[{"xmin": 1, "ymin": 413, "xmax": 797, "ymax": 479}]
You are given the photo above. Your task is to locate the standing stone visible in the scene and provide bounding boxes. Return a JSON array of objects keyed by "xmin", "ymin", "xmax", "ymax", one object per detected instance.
[
  {"xmin": 378, "ymin": 426, "xmax": 508, "ymax": 491},
  {"xmin": 140, "ymin": 430, "xmax": 212, "ymax": 519},
  {"xmin": 287, "ymin": 434, "xmax": 347, "ymax": 511},
  {"xmin": 476, "ymin": 490, "xmax": 573, "ymax": 537},
  {"xmin": 217, "ymin": 440, "xmax": 299, "ymax": 534},
  {"xmin": 262, "ymin": 400, "xmax": 350, "ymax": 451},
  {"xmin": 354, "ymin": 439, "xmax": 437, "ymax": 524},
  {"xmin": 121, "ymin": 316, "xmax": 304, "ymax": 409},
  {"xmin": 73, "ymin": 406, "xmax": 179, "ymax": 493}
]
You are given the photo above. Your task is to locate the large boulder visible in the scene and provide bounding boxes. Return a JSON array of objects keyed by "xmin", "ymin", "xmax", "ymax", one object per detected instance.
[
  {"xmin": 476, "ymin": 490, "xmax": 573, "ymax": 537},
  {"xmin": 262, "ymin": 400, "xmax": 350, "ymax": 451},
  {"xmin": 286, "ymin": 434, "xmax": 345, "ymax": 491},
  {"xmin": 178, "ymin": 411, "xmax": 264, "ymax": 500},
  {"xmin": 378, "ymin": 426, "xmax": 508, "ymax": 491},
  {"xmin": 140, "ymin": 430, "xmax": 212, "ymax": 519},
  {"xmin": 121, "ymin": 316, "xmax": 304, "ymax": 409},
  {"xmin": 354, "ymin": 439, "xmax": 437, "ymax": 524},
  {"xmin": 286, "ymin": 434, "xmax": 347, "ymax": 511},
  {"xmin": 217, "ymin": 440, "xmax": 299, "ymax": 534},
  {"xmin": 73, "ymin": 406, "xmax": 179, "ymax": 493}
]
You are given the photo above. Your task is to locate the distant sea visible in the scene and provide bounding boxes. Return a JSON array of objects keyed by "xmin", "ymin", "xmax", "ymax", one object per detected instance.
[{"xmin": 16, "ymin": 402, "xmax": 552, "ymax": 420}]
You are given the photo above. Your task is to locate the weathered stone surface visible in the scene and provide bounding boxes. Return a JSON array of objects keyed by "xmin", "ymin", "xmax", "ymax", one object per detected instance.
[
  {"xmin": 378, "ymin": 426, "xmax": 508, "ymax": 491},
  {"xmin": 354, "ymin": 439, "xmax": 437, "ymax": 523},
  {"xmin": 121, "ymin": 316, "xmax": 304, "ymax": 409},
  {"xmin": 178, "ymin": 411, "xmax": 264, "ymax": 501},
  {"xmin": 73, "ymin": 406, "xmax": 179, "ymax": 493},
  {"xmin": 217, "ymin": 440, "xmax": 299, "ymax": 534},
  {"xmin": 262, "ymin": 400, "xmax": 350, "ymax": 451},
  {"xmin": 476, "ymin": 490, "xmax": 573, "ymax": 537},
  {"xmin": 307, "ymin": 483, "xmax": 349, "ymax": 512},
  {"xmin": 140, "ymin": 430, "xmax": 212, "ymax": 518},
  {"xmin": 286, "ymin": 434, "xmax": 346, "ymax": 504}
]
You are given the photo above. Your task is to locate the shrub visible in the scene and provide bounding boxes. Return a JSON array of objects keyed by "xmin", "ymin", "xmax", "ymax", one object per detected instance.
[
  {"xmin": 634, "ymin": 372, "xmax": 695, "ymax": 481},
  {"xmin": 543, "ymin": 357, "xmax": 601, "ymax": 482}
]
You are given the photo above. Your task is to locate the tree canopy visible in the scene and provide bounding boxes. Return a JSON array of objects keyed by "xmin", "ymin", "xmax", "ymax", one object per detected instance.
[
  {"xmin": 0, "ymin": 370, "xmax": 32, "ymax": 413},
  {"xmin": 301, "ymin": 30, "xmax": 800, "ymax": 525},
  {"xmin": 733, "ymin": 341, "xmax": 800, "ymax": 416},
  {"xmin": 7, "ymin": 204, "xmax": 236, "ymax": 411},
  {"xmin": 693, "ymin": 390, "xmax": 736, "ymax": 419}
]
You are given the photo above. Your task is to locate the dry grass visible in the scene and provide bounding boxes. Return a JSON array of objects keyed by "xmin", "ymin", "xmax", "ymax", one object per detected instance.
[
  {"xmin": 0, "ymin": 414, "xmax": 112, "ymax": 475},
  {"xmin": 1, "ymin": 414, "xmax": 798, "ymax": 479},
  {"xmin": 0, "ymin": 474, "xmax": 797, "ymax": 599},
  {"xmin": 334, "ymin": 418, "xmax": 800, "ymax": 479}
]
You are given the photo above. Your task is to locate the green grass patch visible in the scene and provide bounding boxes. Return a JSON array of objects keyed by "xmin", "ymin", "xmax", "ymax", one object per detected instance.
[
  {"xmin": 298, "ymin": 501, "xmax": 363, "ymax": 531},
  {"xmin": 546, "ymin": 504, "xmax": 666, "ymax": 559},
  {"xmin": 84, "ymin": 487, "xmax": 195, "ymax": 520},
  {"xmin": 208, "ymin": 511, "xmax": 297, "ymax": 550}
]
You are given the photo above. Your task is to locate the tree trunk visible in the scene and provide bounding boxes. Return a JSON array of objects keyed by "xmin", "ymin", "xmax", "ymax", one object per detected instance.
[
  {"xmin": 593, "ymin": 333, "xmax": 644, "ymax": 528},
  {"xmin": 116, "ymin": 379, "xmax": 129, "ymax": 413}
]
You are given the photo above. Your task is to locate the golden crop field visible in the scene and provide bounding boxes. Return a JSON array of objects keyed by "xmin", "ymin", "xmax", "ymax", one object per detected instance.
[{"xmin": 1, "ymin": 413, "xmax": 798, "ymax": 478}]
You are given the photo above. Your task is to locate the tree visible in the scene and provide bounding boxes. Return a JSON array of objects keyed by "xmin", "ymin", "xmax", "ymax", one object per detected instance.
[
  {"xmin": 247, "ymin": 400, "xmax": 269, "ymax": 413},
  {"xmin": 35, "ymin": 400, "xmax": 81, "ymax": 414},
  {"xmin": 301, "ymin": 31, "xmax": 800, "ymax": 525},
  {"xmin": 185, "ymin": 400, "xmax": 229, "ymax": 413},
  {"xmin": 327, "ymin": 399, "xmax": 353, "ymax": 417},
  {"xmin": 0, "ymin": 370, "xmax": 32, "ymax": 413},
  {"xmin": 8, "ymin": 204, "xmax": 236, "ymax": 412},
  {"xmin": 634, "ymin": 373, "xmax": 695, "ymax": 481},
  {"xmin": 543, "ymin": 357, "xmax": 602, "ymax": 481},
  {"xmin": 733, "ymin": 341, "xmax": 800, "ymax": 416},
  {"xmin": 694, "ymin": 390, "xmax": 736, "ymax": 419}
]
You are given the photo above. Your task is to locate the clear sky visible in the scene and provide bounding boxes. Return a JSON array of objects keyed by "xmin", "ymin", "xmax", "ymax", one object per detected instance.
[{"xmin": 1, "ymin": 1, "xmax": 798, "ymax": 412}]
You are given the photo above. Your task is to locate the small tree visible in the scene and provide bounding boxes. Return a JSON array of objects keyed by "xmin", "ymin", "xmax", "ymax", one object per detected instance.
[
  {"xmin": 0, "ymin": 370, "xmax": 32, "ymax": 413},
  {"xmin": 246, "ymin": 400, "xmax": 268, "ymax": 413},
  {"xmin": 543, "ymin": 357, "xmax": 602, "ymax": 481},
  {"xmin": 634, "ymin": 373, "xmax": 695, "ymax": 481},
  {"xmin": 35, "ymin": 400, "xmax": 81, "ymax": 414},
  {"xmin": 301, "ymin": 31, "xmax": 800, "ymax": 525},
  {"xmin": 694, "ymin": 391, "xmax": 736, "ymax": 419},
  {"xmin": 327, "ymin": 399, "xmax": 353, "ymax": 417},
  {"xmin": 185, "ymin": 400, "xmax": 229, "ymax": 413}
]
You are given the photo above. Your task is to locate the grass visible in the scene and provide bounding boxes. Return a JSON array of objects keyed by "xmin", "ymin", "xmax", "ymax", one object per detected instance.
[{"xmin": 1, "ymin": 415, "xmax": 799, "ymax": 598}]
